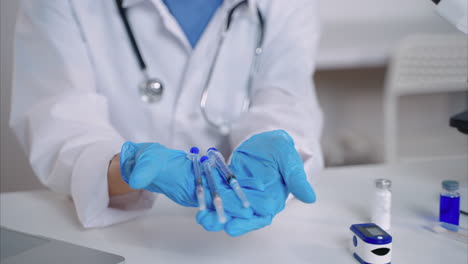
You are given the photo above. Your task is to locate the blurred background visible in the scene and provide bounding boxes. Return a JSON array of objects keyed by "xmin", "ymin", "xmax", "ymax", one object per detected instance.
[{"xmin": 1, "ymin": 0, "xmax": 467, "ymax": 192}]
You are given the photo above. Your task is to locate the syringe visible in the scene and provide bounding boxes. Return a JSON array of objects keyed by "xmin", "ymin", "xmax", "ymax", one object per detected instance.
[
  {"xmin": 188, "ymin": 147, "xmax": 205, "ymax": 211},
  {"xmin": 200, "ymin": 156, "xmax": 226, "ymax": 223},
  {"xmin": 207, "ymin": 148, "xmax": 250, "ymax": 208}
]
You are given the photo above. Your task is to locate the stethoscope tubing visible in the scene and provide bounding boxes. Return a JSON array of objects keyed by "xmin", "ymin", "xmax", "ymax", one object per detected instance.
[
  {"xmin": 116, "ymin": 0, "xmax": 264, "ymax": 134},
  {"xmin": 116, "ymin": 0, "xmax": 146, "ymax": 72}
]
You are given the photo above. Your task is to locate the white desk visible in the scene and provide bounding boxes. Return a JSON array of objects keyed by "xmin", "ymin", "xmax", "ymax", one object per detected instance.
[{"xmin": 1, "ymin": 158, "xmax": 467, "ymax": 263}]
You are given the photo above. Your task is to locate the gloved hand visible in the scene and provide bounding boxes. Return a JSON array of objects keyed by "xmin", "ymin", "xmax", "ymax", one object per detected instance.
[
  {"xmin": 120, "ymin": 142, "xmax": 255, "ymax": 221},
  {"xmin": 120, "ymin": 142, "xmax": 198, "ymax": 207},
  {"xmin": 196, "ymin": 130, "xmax": 316, "ymax": 236}
]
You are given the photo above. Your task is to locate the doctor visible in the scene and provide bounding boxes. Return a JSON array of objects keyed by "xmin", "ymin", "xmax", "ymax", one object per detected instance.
[{"xmin": 11, "ymin": 0, "xmax": 323, "ymax": 236}]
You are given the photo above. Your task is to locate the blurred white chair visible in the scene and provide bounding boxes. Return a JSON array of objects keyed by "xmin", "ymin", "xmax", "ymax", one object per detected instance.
[{"xmin": 384, "ymin": 34, "xmax": 468, "ymax": 163}]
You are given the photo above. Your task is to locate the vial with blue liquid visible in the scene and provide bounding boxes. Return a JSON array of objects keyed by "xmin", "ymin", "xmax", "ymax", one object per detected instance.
[{"xmin": 439, "ymin": 180, "xmax": 460, "ymax": 226}]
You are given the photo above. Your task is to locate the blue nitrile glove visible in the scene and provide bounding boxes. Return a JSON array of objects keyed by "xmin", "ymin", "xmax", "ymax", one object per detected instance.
[
  {"xmin": 120, "ymin": 142, "xmax": 254, "ymax": 220},
  {"xmin": 120, "ymin": 142, "xmax": 198, "ymax": 207},
  {"xmin": 196, "ymin": 130, "xmax": 316, "ymax": 236}
]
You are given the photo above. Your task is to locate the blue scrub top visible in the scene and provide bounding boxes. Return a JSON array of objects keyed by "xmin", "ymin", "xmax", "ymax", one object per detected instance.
[{"xmin": 162, "ymin": 0, "xmax": 223, "ymax": 48}]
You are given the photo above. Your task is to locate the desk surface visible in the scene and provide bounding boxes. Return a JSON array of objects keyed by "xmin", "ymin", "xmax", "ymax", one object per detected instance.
[{"xmin": 1, "ymin": 158, "xmax": 467, "ymax": 264}]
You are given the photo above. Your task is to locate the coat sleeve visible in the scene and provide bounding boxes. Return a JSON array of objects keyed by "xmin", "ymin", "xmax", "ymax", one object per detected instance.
[
  {"xmin": 10, "ymin": 0, "xmax": 155, "ymax": 228},
  {"xmin": 229, "ymin": 0, "xmax": 323, "ymax": 183}
]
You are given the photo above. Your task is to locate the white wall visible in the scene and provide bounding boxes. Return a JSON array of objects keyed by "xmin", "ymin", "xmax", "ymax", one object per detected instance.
[
  {"xmin": 1, "ymin": 0, "xmax": 44, "ymax": 192},
  {"xmin": 320, "ymin": 0, "xmax": 437, "ymax": 23},
  {"xmin": 315, "ymin": 67, "xmax": 387, "ymax": 166},
  {"xmin": 316, "ymin": 68, "xmax": 467, "ymax": 167},
  {"xmin": 315, "ymin": 0, "xmax": 466, "ymax": 166}
]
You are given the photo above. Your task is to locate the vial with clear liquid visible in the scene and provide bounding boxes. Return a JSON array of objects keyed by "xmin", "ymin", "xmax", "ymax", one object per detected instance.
[{"xmin": 439, "ymin": 180, "xmax": 460, "ymax": 226}]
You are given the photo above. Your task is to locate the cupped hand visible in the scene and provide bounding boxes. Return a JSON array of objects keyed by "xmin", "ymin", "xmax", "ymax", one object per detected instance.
[
  {"xmin": 120, "ymin": 142, "xmax": 198, "ymax": 207},
  {"xmin": 197, "ymin": 130, "xmax": 316, "ymax": 236}
]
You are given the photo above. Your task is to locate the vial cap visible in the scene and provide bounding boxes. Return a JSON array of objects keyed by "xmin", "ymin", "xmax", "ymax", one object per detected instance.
[
  {"xmin": 442, "ymin": 180, "xmax": 459, "ymax": 191},
  {"xmin": 375, "ymin": 179, "xmax": 392, "ymax": 189}
]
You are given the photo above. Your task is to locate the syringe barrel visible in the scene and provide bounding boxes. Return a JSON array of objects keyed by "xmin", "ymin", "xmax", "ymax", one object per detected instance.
[
  {"xmin": 207, "ymin": 149, "xmax": 234, "ymax": 181},
  {"xmin": 191, "ymin": 154, "xmax": 203, "ymax": 185},
  {"xmin": 201, "ymin": 156, "xmax": 226, "ymax": 223},
  {"xmin": 189, "ymin": 151, "xmax": 206, "ymax": 211},
  {"xmin": 213, "ymin": 195, "xmax": 226, "ymax": 223},
  {"xmin": 196, "ymin": 185, "xmax": 206, "ymax": 211},
  {"xmin": 201, "ymin": 157, "xmax": 219, "ymax": 194},
  {"xmin": 229, "ymin": 178, "xmax": 250, "ymax": 208}
]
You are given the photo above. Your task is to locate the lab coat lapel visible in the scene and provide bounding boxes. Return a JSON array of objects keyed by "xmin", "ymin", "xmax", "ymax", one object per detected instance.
[
  {"xmin": 172, "ymin": 0, "xmax": 257, "ymax": 141},
  {"xmin": 150, "ymin": 0, "xmax": 192, "ymax": 52},
  {"xmin": 122, "ymin": 0, "xmax": 192, "ymax": 52},
  {"xmin": 171, "ymin": 1, "xmax": 227, "ymax": 109}
]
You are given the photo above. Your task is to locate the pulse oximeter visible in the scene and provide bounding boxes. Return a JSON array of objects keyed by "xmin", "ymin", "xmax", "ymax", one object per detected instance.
[{"xmin": 350, "ymin": 223, "xmax": 392, "ymax": 264}]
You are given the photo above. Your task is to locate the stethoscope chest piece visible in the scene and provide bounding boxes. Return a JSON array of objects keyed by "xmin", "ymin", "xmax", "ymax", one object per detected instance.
[{"xmin": 139, "ymin": 78, "xmax": 164, "ymax": 103}]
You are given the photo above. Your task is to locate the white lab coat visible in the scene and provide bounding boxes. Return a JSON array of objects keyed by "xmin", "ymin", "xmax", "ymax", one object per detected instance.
[{"xmin": 10, "ymin": 0, "xmax": 323, "ymax": 228}]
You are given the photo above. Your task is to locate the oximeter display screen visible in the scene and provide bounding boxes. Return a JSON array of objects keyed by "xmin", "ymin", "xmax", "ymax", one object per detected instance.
[
  {"xmin": 357, "ymin": 226, "xmax": 385, "ymax": 237},
  {"xmin": 366, "ymin": 227, "xmax": 384, "ymax": 236}
]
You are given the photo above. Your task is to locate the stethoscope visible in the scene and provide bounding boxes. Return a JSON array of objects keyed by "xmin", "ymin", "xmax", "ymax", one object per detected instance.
[{"xmin": 116, "ymin": 0, "xmax": 265, "ymax": 134}]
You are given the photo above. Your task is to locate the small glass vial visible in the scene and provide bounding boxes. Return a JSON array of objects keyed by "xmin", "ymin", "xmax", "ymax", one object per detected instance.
[
  {"xmin": 439, "ymin": 180, "xmax": 460, "ymax": 226},
  {"xmin": 371, "ymin": 179, "xmax": 392, "ymax": 231}
]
